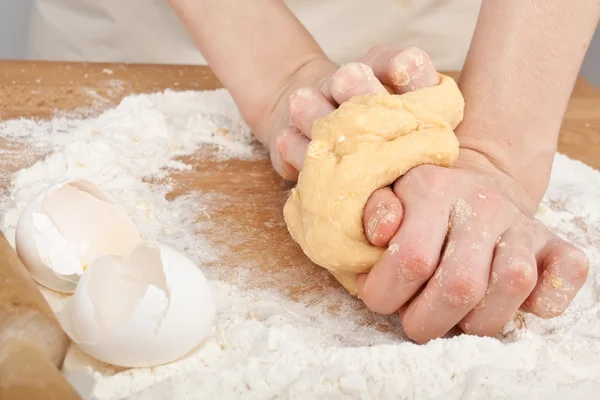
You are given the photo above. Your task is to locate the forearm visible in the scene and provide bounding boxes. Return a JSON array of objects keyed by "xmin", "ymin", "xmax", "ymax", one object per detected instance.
[
  {"xmin": 457, "ymin": 0, "xmax": 600, "ymax": 199},
  {"xmin": 168, "ymin": 0, "xmax": 333, "ymax": 142}
]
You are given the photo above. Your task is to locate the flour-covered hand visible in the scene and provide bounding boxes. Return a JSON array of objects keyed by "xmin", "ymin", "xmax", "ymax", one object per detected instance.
[
  {"xmin": 355, "ymin": 155, "xmax": 589, "ymax": 343},
  {"xmin": 277, "ymin": 45, "xmax": 439, "ymax": 244}
]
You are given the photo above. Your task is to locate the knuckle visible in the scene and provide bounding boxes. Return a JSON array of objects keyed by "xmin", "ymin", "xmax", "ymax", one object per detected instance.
[
  {"xmin": 495, "ymin": 257, "xmax": 537, "ymax": 295},
  {"xmin": 440, "ymin": 271, "xmax": 485, "ymax": 307},
  {"xmin": 392, "ymin": 245, "xmax": 437, "ymax": 282}
]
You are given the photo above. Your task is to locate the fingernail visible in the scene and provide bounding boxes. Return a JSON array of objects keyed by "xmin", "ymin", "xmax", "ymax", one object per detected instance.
[
  {"xmin": 356, "ymin": 273, "xmax": 368, "ymax": 295},
  {"xmin": 367, "ymin": 201, "xmax": 398, "ymax": 241},
  {"xmin": 280, "ymin": 129, "xmax": 308, "ymax": 170},
  {"xmin": 391, "ymin": 56, "xmax": 412, "ymax": 87},
  {"xmin": 350, "ymin": 62, "xmax": 375, "ymax": 79},
  {"xmin": 366, "ymin": 213, "xmax": 381, "ymax": 241},
  {"xmin": 391, "ymin": 48, "xmax": 438, "ymax": 91},
  {"xmin": 288, "ymin": 88, "xmax": 313, "ymax": 119},
  {"xmin": 332, "ymin": 63, "xmax": 373, "ymax": 93}
]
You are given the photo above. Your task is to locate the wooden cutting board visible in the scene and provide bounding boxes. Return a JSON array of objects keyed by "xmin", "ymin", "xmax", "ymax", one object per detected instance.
[
  {"xmin": 0, "ymin": 60, "xmax": 599, "ymax": 316},
  {"xmin": 0, "ymin": 61, "xmax": 599, "ymax": 397}
]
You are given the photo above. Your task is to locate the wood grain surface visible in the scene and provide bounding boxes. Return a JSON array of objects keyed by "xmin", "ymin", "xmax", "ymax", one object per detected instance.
[{"xmin": 0, "ymin": 60, "xmax": 599, "ymax": 329}]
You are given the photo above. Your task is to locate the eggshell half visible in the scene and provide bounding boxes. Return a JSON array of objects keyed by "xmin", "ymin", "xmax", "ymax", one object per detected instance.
[
  {"xmin": 59, "ymin": 241, "xmax": 216, "ymax": 368},
  {"xmin": 15, "ymin": 179, "xmax": 141, "ymax": 293}
]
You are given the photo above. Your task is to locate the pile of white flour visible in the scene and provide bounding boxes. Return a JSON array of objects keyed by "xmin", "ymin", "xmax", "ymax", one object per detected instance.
[{"xmin": 1, "ymin": 88, "xmax": 599, "ymax": 400}]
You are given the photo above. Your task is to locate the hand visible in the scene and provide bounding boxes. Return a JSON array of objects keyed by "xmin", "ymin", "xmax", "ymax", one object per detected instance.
[
  {"xmin": 276, "ymin": 45, "xmax": 590, "ymax": 343},
  {"xmin": 273, "ymin": 45, "xmax": 440, "ymax": 243},
  {"xmin": 270, "ymin": 45, "xmax": 439, "ymax": 182},
  {"xmin": 356, "ymin": 153, "xmax": 589, "ymax": 343}
]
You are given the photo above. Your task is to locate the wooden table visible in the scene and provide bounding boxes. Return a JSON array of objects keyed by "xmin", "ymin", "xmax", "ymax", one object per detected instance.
[
  {"xmin": 2, "ymin": 61, "xmax": 599, "ymax": 168},
  {"xmin": 1, "ymin": 61, "xmax": 599, "ymax": 332}
]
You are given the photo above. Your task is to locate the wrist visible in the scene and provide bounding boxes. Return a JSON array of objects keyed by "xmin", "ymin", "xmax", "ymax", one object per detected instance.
[
  {"xmin": 454, "ymin": 75, "xmax": 561, "ymax": 205},
  {"xmin": 450, "ymin": 0, "xmax": 600, "ymax": 209},
  {"xmin": 454, "ymin": 125, "xmax": 556, "ymax": 213},
  {"xmin": 454, "ymin": 68, "xmax": 560, "ymax": 208}
]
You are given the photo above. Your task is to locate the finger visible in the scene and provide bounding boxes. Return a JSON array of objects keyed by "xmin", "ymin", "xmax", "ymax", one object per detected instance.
[
  {"xmin": 316, "ymin": 71, "xmax": 337, "ymax": 103},
  {"xmin": 401, "ymin": 195, "xmax": 505, "ymax": 343},
  {"xmin": 522, "ymin": 229, "xmax": 590, "ymax": 318},
  {"xmin": 329, "ymin": 62, "xmax": 387, "ymax": 105},
  {"xmin": 357, "ymin": 178, "xmax": 450, "ymax": 315},
  {"xmin": 288, "ymin": 87, "xmax": 335, "ymax": 138},
  {"xmin": 459, "ymin": 226, "xmax": 538, "ymax": 337},
  {"xmin": 276, "ymin": 127, "xmax": 309, "ymax": 172},
  {"xmin": 359, "ymin": 45, "xmax": 439, "ymax": 93},
  {"xmin": 362, "ymin": 187, "xmax": 403, "ymax": 247},
  {"xmin": 270, "ymin": 144, "xmax": 298, "ymax": 182}
]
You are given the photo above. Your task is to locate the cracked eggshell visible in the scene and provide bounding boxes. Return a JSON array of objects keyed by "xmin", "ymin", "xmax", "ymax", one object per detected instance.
[
  {"xmin": 58, "ymin": 241, "xmax": 216, "ymax": 368},
  {"xmin": 15, "ymin": 179, "xmax": 141, "ymax": 293}
]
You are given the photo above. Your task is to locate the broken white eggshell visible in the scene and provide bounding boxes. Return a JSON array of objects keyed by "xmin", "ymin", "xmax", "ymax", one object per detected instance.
[
  {"xmin": 58, "ymin": 241, "xmax": 216, "ymax": 368},
  {"xmin": 15, "ymin": 179, "xmax": 141, "ymax": 293}
]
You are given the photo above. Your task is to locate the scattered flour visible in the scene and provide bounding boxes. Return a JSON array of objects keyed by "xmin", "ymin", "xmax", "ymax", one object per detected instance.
[{"xmin": 1, "ymin": 88, "xmax": 600, "ymax": 400}]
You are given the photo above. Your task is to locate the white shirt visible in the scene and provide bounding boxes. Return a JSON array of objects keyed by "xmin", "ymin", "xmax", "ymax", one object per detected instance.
[{"xmin": 27, "ymin": 0, "xmax": 481, "ymax": 70}]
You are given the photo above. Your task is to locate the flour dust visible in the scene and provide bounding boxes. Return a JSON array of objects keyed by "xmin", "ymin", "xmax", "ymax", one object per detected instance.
[{"xmin": 1, "ymin": 89, "xmax": 599, "ymax": 400}]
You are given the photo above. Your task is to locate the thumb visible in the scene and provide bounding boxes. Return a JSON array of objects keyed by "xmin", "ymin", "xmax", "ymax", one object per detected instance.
[{"xmin": 363, "ymin": 187, "xmax": 404, "ymax": 247}]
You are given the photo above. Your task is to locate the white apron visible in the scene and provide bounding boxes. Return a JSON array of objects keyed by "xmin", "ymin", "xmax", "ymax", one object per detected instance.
[{"xmin": 27, "ymin": 0, "xmax": 481, "ymax": 70}]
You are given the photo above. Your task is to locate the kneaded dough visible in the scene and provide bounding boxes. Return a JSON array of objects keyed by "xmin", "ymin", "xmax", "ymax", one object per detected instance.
[{"xmin": 283, "ymin": 74, "xmax": 465, "ymax": 295}]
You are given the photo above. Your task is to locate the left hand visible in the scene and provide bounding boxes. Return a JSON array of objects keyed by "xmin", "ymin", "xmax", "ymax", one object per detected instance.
[
  {"xmin": 277, "ymin": 45, "xmax": 440, "ymax": 244},
  {"xmin": 277, "ymin": 45, "xmax": 590, "ymax": 343}
]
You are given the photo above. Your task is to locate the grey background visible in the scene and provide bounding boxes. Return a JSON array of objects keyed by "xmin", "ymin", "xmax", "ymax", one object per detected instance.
[{"xmin": 1, "ymin": 0, "xmax": 599, "ymax": 87}]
